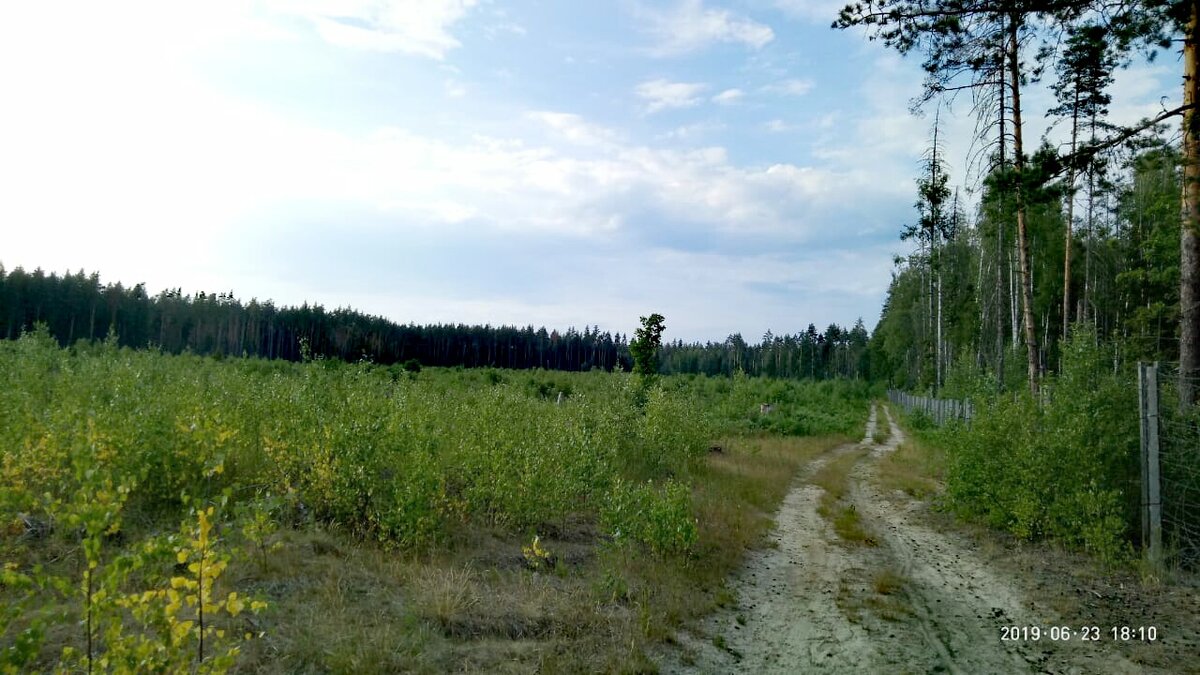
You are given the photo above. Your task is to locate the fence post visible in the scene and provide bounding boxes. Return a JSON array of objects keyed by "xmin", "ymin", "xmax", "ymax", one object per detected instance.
[
  {"xmin": 1148, "ymin": 363, "xmax": 1163, "ymax": 569},
  {"xmin": 1139, "ymin": 363, "xmax": 1163, "ymax": 570}
]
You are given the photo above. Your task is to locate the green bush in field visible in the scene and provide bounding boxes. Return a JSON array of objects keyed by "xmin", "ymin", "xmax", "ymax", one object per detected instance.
[
  {"xmin": 0, "ymin": 331, "xmax": 756, "ymax": 551},
  {"xmin": 728, "ymin": 375, "xmax": 871, "ymax": 437},
  {"xmin": 0, "ymin": 329, "xmax": 872, "ymax": 668},
  {"xmin": 601, "ymin": 478, "xmax": 697, "ymax": 556},
  {"xmin": 939, "ymin": 328, "xmax": 1137, "ymax": 563}
]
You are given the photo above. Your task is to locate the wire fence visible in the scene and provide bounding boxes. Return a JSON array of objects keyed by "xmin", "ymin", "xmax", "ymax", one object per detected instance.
[
  {"xmin": 1149, "ymin": 363, "xmax": 1200, "ymax": 568},
  {"xmin": 887, "ymin": 389, "xmax": 973, "ymax": 426}
]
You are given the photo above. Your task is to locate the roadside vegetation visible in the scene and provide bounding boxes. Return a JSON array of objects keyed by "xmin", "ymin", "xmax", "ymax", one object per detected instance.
[
  {"xmin": 811, "ymin": 447, "xmax": 875, "ymax": 546},
  {"xmin": 874, "ymin": 431, "xmax": 944, "ymax": 502},
  {"xmin": 929, "ymin": 330, "xmax": 1140, "ymax": 565},
  {"xmin": 0, "ymin": 328, "xmax": 868, "ymax": 672}
]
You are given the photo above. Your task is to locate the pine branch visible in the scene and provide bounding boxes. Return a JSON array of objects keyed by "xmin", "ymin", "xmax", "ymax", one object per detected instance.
[{"xmin": 1055, "ymin": 103, "xmax": 1195, "ymax": 177}]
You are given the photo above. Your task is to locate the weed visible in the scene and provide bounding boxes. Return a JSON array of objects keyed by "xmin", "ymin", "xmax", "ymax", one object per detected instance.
[
  {"xmin": 872, "ymin": 568, "xmax": 904, "ymax": 595},
  {"xmin": 811, "ymin": 448, "xmax": 876, "ymax": 545}
]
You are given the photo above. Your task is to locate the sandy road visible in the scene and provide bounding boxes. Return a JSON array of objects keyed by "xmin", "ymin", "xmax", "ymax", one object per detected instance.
[{"xmin": 658, "ymin": 405, "xmax": 1153, "ymax": 674}]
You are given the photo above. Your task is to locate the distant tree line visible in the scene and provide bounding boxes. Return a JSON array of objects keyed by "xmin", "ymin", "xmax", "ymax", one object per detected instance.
[
  {"xmin": 0, "ymin": 265, "xmax": 868, "ymax": 379},
  {"xmin": 660, "ymin": 322, "xmax": 872, "ymax": 379}
]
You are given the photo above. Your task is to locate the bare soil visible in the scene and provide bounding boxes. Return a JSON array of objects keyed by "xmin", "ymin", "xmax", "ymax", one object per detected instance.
[{"xmin": 657, "ymin": 405, "xmax": 1197, "ymax": 674}]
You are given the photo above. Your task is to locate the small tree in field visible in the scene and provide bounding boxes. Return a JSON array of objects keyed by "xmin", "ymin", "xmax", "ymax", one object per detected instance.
[{"xmin": 630, "ymin": 314, "xmax": 666, "ymax": 377}]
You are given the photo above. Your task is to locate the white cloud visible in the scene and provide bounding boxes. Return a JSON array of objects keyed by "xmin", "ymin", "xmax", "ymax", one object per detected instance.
[
  {"xmin": 712, "ymin": 88, "xmax": 745, "ymax": 104},
  {"xmin": 763, "ymin": 119, "xmax": 796, "ymax": 132},
  {"xmin": 527, "ymin": 111, "xmax": 620, "ymax": 147},
  {"xmin": 637, "ymin": 79, "xmax": 710, "ymax": 113},
  {"xmin": 484, "ymin": 21, "xmax": 526, "ymax": 38},
  {"xmin": 763, "ymin": 78, "xmax": 815, "ymax": 96},
  {"xmin": 444, "ymin": 79, "xmax": 468, "ymax": 97},
  {"xmin": 639, "ymin": 0, "xmax": 774, "ymax": 56},
  {"xmin": 267, "ymin": 0, "xmax": 479, "ymax": 59},
  {"xmin": 656, "ymin": 121, "xmax": 727, "ymax": 141}
]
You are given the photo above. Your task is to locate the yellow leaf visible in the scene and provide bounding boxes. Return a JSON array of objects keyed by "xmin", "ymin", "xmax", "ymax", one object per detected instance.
[{"xmin": 176, "ymin": 551, "xmax": 188, "ymax": 564}]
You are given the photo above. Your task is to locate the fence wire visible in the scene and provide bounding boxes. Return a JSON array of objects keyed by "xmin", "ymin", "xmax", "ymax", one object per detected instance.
[{"xmin": 1153, "ymin": 365, "xmax": 1200, "ymax": 567}]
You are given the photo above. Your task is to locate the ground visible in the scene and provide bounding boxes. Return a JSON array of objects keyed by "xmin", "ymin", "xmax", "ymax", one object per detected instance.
[{"xmin": 655, "ymin": 405, "xmax": 1200, "ymax": 674}]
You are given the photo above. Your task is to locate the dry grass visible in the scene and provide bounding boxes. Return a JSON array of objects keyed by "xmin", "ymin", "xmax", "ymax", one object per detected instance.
[
  {"xmin": 871, "ymin": 419, "xmax": 890, "ymax": 445},
  {"xmin": 836, "ymin": 567, "xmax": 913, "ymax": 625},
  {"xmin": 831, "ymin": 505, "xmax": 873, "ymax": 544},
  {"xmin": 872, "ymin": 567, "xmax": 905, "ymax": 595},
  {"xmin": 811, "ymin": 448, "xmax": 876, "ymax": 545},
  {"xmin": 874, "ymin": 434, "xmax": 945, "ymax": 501}
]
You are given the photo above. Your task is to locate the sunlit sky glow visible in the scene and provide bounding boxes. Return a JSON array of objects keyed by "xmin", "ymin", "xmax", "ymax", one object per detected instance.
[{"xmin": 0, "ymin": 1, "xmax": 1176, "ymax": 342}]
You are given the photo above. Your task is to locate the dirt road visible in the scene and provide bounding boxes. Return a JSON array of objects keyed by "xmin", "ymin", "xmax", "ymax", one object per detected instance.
[{"xmin": 658, "ymin": 405, "xmax": 1165, "ymax": 674}]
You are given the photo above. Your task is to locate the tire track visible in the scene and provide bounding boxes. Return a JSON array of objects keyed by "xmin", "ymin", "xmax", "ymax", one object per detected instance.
[
  {"xmin": 658, "ymin": 405, "xmax": 1150, "ymax": 674},
  {"xmin": 850, "ymin": 406, "xmax": 1148, "ymax": 675},
  {"xmin": 659, "ymin": 407, "xmax": 882, "ymax": 673}
]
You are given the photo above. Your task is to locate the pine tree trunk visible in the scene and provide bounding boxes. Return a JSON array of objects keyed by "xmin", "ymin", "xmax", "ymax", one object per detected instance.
[
  {"xmin": 932, "ymin": 115, "xmax": 943, "ymax": 392},
  {"xmin": 1009, "ymin": 16, "xmax": 1041, "ymax": 394},
  {"xmin": 996, "ymin": 67, "xmax": 1007, "ymax": 388},
  {"xmin": 1010, "ymin": 247, "xmax": 1019, "ymax": 346},
  {"xmin": 1064, "ymin": 90, "xmax": 1080, "ymax": 343},
  {"xmin": 1181, "ymin": 0, "xmax": 1200, "ymax": 411}
]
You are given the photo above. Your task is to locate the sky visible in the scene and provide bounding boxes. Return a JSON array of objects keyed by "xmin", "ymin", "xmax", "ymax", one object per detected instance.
[{"xmin": 0, "ymin": 1, "xmax": 1179, "ymax": 343}]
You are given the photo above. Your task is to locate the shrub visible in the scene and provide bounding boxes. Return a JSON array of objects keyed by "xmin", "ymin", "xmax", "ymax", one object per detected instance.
[
  {"xmin": 940, "ymin": 328, "xmax": 1137, "ymax": 564},
  {"xmin": 601, "ymin": 479, "xmax": 697, "ymax": 556}
]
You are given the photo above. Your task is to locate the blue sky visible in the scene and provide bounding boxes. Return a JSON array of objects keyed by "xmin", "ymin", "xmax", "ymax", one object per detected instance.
[{"xmin": 0, "ymin": 1, "xmax": 1175, "ymax": 342}]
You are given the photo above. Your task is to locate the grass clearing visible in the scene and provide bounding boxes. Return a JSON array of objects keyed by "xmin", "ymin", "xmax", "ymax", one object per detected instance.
[{"xmin": 811, "ymin": 447, "xmax": 876, "ymax": 545}]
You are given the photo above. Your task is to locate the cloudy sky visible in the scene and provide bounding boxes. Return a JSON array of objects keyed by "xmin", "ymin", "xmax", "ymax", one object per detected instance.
[{"xmin": 0, "ymin": 1, "xmax": 1177, "ymax": 342}]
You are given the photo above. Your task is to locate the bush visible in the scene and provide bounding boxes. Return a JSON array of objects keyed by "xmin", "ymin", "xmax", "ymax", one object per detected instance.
[
  {"xmin": 940, "ymin": 328, "xmax": 1137, "ymax": 563},
  {"xmin": 601, "ymin": 479, "xmax": 697, "ymax": 556}
]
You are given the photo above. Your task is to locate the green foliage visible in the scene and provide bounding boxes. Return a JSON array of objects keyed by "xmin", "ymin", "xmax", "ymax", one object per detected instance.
[
  {"xmin": 630, "ymin": 313, "xmax": 666, "ymax": 377},
  {"xmin": 0, "ymin": 333, "xmax": 872, "ymax": 666},
  {"xmin": 706, "ymin": 373, "xmax": 873, "ymax": 437},
  {"xmin": 938, "ymin": 327, "xmax": 1137, "ymax": 563},
  {"xmin": 601, "ymin": 479, "xmax": 697, "ymax": 556},
  {"xmin": 1115, "ymin": 145, "xmax": 1181, "ymax": 362},
  {"xmin": 0, "ymin": 333, "xmax": 865, "ymax": 552}
]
